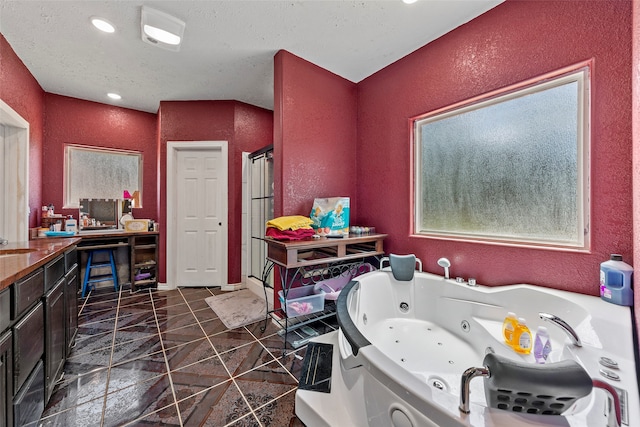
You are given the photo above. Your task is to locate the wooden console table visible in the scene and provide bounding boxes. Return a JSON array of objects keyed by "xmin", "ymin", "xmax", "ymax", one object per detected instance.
[
  {"xmin": 73, "ymin": 231, "xmax": 159, "ymax": 293},
  {"xmin": 262, "ymin": 233, "xmax": 386, "ymax": 349}
]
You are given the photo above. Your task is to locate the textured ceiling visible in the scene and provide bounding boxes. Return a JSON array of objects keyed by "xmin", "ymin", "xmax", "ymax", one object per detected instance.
[{"xmin": 1, "ymin": 0, "xmax": 503, "ymax": 113}]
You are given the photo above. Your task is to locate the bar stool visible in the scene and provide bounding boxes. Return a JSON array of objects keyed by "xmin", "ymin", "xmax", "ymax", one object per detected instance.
[{"xmin": 82, "ymin": 249, "xmax": 118, "ymax": 298}]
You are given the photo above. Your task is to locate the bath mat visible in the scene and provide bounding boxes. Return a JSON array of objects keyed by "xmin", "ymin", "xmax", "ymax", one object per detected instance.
[
  {"xmin": 205, "ymin": 289, "xmax": 267, "ymax": 330},
  {"xmin": 298, "ymin": 342, "xmax": 333, "ymax": 393}
]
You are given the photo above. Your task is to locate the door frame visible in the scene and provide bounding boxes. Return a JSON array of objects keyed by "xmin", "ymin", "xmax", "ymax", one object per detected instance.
[
  {"xmin": 166, "ymin": 141, "xmax": 228, "ymax": 290},
  {"xmin": 0, "ymin": 99, "xmax": 29, "ymax": 243}
]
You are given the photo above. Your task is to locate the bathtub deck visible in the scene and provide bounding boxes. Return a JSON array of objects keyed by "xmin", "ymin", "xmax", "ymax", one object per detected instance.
[{"xmin": 295, "ymin": 331, "xmax": 361, "ymax": 427}]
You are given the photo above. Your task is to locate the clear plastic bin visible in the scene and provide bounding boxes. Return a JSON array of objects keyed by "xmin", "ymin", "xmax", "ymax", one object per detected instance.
[{"xmin": 278, "ymin": 286, "xmax": 325, "ymax": 317}]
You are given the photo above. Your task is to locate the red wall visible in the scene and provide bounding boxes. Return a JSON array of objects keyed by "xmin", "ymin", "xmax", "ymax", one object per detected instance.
[
  {"xmin": 42, "ymin": 94, "xmax": 158, "ymax": 223},
  {"xmin": 357, "ymin": 0, "xmax": 632, "ymax": 294},
  {"xmin": 158, "ymin": 101, "xmax": 273, "ymax": 284},
  {"xmin": 632, "ymin": 0, "xmax": 640, "ymax": 333},
  {"xmin": 274, "ymin": 50, "xmax": 358, "ymax": 218},
  {"xmin": 0, "ymin": 34, "xmax": 45, "ymax": 228}
]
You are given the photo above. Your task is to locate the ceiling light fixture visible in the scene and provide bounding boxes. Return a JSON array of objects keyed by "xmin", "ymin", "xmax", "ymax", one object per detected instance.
[
  {"xmin": 107, "ymin": 93, "xmax": 122, "ymax": 100},
  {"xmin": 402, "ymin": 0, "xmax": 419, "ymax": 4},
  {"xmin": 91, "ymin": 17, "xmax": 116, "ymax": 33},
  {"xmin": 141, "ymin": 6, "xmax": 185, "ymax": 52}
]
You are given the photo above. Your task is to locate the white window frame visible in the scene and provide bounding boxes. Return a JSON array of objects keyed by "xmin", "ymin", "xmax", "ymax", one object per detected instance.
[
  {"xmin": 412, "ymin": 63, "xmax": 591, "ymax": 251},
  {"xmin": 63, "ymin": 144, "xmax": 143, "ymax": 208}
]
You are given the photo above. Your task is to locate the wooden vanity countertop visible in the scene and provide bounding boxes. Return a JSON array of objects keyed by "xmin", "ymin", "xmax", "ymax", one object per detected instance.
[{"xmin": 0, "ymin": 237, "xmax": 81, "ymax": 290}]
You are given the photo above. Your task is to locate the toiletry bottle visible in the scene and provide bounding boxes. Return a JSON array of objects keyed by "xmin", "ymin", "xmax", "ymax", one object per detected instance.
[
  {"xmin": 600, "ymin": 254, "xmax": 633, "ymax": 306},
  {"xmin": 502, "ymin": 312, "xmax": 518, "ymax": 347},
  {"xmin": 533, "ymin": 326, "xmax": 552, "ymax": 363},
  {"xmin": 513, "ymin": 318, "xmax": 532, "ymax": 354}
]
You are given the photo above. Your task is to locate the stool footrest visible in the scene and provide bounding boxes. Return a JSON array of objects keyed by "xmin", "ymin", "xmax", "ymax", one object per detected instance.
[
  {"xmin": 89, "ymin": 262, "xmax": 113, "ymax": 269},
  {"xmin": 87, "ymin": 274, "xmax": 117, "ymax": 284}
]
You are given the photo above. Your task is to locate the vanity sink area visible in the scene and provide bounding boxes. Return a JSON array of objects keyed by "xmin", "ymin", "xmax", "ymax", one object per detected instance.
[
  {"xmin": 0, "ymin": 239, "xmax": 80, "ymax": 288},
  {"xmin": 0, "ymin": 248, "xmax": 39, "ymax": 256}
]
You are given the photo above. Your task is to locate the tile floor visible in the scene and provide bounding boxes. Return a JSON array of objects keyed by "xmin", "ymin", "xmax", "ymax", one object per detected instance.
[{"xmin": 36, "ymin": 284, "xmax": 321, "ymax": 426}]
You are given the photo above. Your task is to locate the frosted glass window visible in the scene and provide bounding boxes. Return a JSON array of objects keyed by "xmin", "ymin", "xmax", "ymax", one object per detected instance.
[
  {"xmin": 64, "ymin": 145, "xmax": 142, "ymax": 208},
  {"xmin": 413, "ymin": 67, "xmax": 589, "ymax": 249}
]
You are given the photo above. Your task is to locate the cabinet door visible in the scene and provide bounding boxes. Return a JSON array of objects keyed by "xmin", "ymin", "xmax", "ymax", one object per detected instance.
[
  {"xmin": 44, "ymin": 279, "xmax": 65, "ymax": 402},
  {"xmin": 65, "ymin": 264, "xmax": 79, "ymax": 357},
  {"xmin": 12, "ymin": 360, "xmax": 44, "ymax": 427},
  {"xmin": 0, "ymin": 330, "xmax": 13, "ymax": 427},
  {"xmin": 13, "ymin": 302, "xmax": 44, "ymax": 393}
]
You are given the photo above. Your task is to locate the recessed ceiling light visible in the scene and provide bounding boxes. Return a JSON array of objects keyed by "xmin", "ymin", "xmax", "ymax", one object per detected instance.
[
  {"xmin": 91, "ymin": 17, "xmax": 116, "ymax": 33},
  {"xmin": 107, "ymin": 93, "xmax": 121, "ymax": 100},
  {"xmin": 403, "ymin": 0, "xmax": 419, "ymax": 4}
]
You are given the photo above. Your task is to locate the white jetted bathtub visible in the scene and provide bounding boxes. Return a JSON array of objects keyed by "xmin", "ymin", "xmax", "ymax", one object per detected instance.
[{"xmin": 295, "ymin": 265, "xmax": 639, "ymax": 427}]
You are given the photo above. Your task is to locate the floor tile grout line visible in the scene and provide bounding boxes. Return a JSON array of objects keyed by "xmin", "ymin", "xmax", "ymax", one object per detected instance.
[
  {"xmin": 247, "ymin": 325, "xmax": 303, "ymax": 383},
  {"xmin": 98, "ymin": 284, "xmax": 127, "ymax": 427},
  {"xmin": 180, "ymin": 287, "xmax": 264, "ymax": 427},
  {"xmin": 151, "ymin": 289, "xmax": 184, "ymax": 427}
]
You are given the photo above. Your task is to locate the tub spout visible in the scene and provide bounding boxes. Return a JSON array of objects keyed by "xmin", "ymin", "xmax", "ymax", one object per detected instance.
[
  {"xmin": 539, "ymin": 312, "xmax": 582, "ymax": 347},
  {"xmin": 437, "ymin": 257, "xmax": 451, "ymax": 280},
  {"xmin": 459, "ymin": 366, "xmax": 490, "ymax": 414},
  {"xmin": 0, "ymin": 237, "xmax": 7, "ymax": 245}
]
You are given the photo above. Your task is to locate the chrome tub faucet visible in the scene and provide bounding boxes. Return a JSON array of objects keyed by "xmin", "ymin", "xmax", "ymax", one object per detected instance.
[
  {"xmin": 0, "ymin": 237, "xmax": 7, "ymax": 245},
  {"xmin": 539, "ymin": 312, "xmax": 582, "ymax": 347}
]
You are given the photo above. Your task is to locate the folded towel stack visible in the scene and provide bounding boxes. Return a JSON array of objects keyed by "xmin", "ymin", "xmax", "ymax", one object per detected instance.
[{"xmin": 266, "ymin": 215, "xmax": 315, "ymax": 241}]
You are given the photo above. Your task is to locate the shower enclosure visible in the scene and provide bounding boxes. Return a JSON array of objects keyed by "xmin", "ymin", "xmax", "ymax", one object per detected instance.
[{"xmin": 248, "ymin": 145, "xmax": 274, "ymax": 288}]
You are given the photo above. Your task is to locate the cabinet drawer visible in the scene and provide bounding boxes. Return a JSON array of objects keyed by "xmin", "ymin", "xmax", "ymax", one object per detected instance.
[
  {"xmin": 0, "ymin": 288, "xmax": 10, "ymax": 331},
  {"xmin": 64, "ymin": 248, "xmax": 78, "ymax": 272},
  {"xmin": 13, "ymin": 302, "xmax": 44, "ymax": 392},
  {"xmin": 12, "ymin": 269, "xmax": 44, "ymax": 319},
  {"xmin": 44, "ymin": 255, "xmax": 65, "ymax": 292}
]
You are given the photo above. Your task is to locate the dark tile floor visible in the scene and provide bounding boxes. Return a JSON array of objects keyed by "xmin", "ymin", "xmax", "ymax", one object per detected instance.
[{"xmin": 36, "ymin": 285, "xmax": 319, "ymax": 426}]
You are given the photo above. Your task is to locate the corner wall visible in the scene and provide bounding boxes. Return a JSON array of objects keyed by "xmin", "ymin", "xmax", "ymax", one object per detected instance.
[
  {"xmin": 42, "ymin": 94, "xmax": 158, "ymax": 221},
  {"xmin": 157, "ymin": 101, "xmax": 272, "ymax": 285},
  {"xmin": 273, "ymin": 50, "xmax": 358, "ymax": 218}
]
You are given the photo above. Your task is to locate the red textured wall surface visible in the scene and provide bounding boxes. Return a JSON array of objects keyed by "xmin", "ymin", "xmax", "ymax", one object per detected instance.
[
  {"xmin": 0, "ymin": 34, "xmax": 45, "ymax": 228},
  {"xmin": 274, "ymin": 50, "xmax": 358, "ymax": 218},
  {"xmin": 632, "ymin": 0, "xmax": 640, "ymax": 333},
  {"xmin": 42, "ymin": 94, "xmax": 158, "ymax": 223},
  {"xmin": 357, "ymin": 0, "xmax": 632, "ymax": 295},
  {"xmin": 158, "ymin": 101, "xmax": 273, "ymax": 284}
]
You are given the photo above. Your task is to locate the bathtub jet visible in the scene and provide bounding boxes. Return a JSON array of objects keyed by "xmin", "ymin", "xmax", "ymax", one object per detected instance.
[{"xmin": 295, "ymin": 267, "xmax": 638, "ymax": 427}]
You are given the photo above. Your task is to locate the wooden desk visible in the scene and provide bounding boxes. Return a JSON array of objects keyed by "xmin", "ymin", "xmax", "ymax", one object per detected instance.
[{"xmin": 73, "ymin": 231, "xmax": 159, "ymax": 293}]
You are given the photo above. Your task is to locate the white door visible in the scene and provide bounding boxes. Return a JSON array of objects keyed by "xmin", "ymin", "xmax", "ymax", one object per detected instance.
[{"xmin": 168, "ymin": 142, "xmax": 228, "ymax": 288}]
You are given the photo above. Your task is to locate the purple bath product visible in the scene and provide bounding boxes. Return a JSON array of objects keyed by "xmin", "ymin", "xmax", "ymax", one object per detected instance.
[
  {"xmin": 600, "ymin": 254, "xmax": 633, "ymax": 306},
  {"xmin": 533, "ymin": 326, "xmax": 551, "ymax": 364}
]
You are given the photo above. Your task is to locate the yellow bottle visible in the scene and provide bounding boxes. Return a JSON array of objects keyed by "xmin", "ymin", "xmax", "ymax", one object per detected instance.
[
  {"xmin": 502, "ymin": 312, "xmax": 518, "ymax": 347},
  {"xmin": 513, "ymin": 317, "xmax": 532, "ymax": 354}
]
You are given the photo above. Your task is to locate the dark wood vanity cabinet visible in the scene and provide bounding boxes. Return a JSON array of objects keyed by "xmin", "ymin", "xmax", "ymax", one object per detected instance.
[
  {"xmin": 64, "ymin": 263, "xmax": 79, "ymax": 357},
  {"xmin": 44, "ymin": 278, "xmax": 65, "ymax": 402},
  {"xmin": 12, "ymin": 302, "xmax": 45, "ymax": 427},
  {"xmin": 0, "ymin": 330, "xmax": 13, "ymax": 427},
  {"xmin": 1, "ymin": 245, "xmax": 79, "ymax": 427}
]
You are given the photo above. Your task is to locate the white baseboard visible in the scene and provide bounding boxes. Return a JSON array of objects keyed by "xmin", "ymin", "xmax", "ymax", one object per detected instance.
[
  {"xmin": 246, "ymin": 276, "xmax": 273, "ymax": 306},
  {"xmin": 221, "ymin": 282, "xmax": 243, "ymax": 291},
  {"xmin": 156, "ymin": 282, "xmax": 174, "ymax": 291}
]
